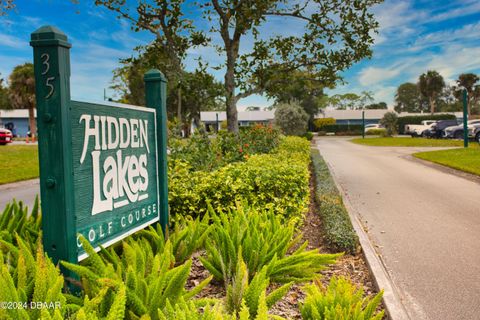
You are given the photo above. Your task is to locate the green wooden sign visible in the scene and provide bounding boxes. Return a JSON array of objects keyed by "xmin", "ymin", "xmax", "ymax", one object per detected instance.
[{"xmin": 30, "ymin": 26, "xmax": 169, "ymax": 265}]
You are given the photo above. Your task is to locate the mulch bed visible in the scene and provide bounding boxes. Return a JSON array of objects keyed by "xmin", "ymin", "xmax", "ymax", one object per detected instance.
[{"xmin": 185, "ymin": 166, "xmax": 380, "ymax": 319}]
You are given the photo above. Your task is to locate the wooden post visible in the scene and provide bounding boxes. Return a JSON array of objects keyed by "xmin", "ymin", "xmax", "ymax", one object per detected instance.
[
  {"xmin": 30, "ymin": 26, "xmax": 77, "ymax": 265},
  {"xmin": 144, "ymin": 69, "xmax": 169, "ymax": 234}
]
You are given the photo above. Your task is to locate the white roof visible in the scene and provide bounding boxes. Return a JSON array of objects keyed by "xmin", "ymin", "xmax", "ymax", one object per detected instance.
[
  {"xmin": 201, "ymin": 111, "xmax": 274, "ymax": 122},
  {"xmin": 0, "ymin": 109, "xmax": 37, "ymax": 118},
  {"xmin": 202, "ymin": 109, "xmax": 464, "ymax": 122},
  {"xmin": 321, "ymin": 109, "xmax": 390, "ymax": 120}
]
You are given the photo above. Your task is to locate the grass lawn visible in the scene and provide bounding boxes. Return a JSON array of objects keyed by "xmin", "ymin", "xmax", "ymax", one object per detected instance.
[
  {"xmin": 0, "ymin": 145, "xmax": 39, "ymax": 184},
  {"xmin": 413, "ymin": 146, "xmax": 480, "ymax": 176},
  {"xmin": 351, "ymin": 137, "xmax": 465, "ymax": 147}
]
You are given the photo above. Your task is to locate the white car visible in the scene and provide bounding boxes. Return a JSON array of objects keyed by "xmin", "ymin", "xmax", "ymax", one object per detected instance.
[
  {"xmin": 364, "ymin": 124, "xmax": 384, "ymax": 132},
  {"xmin": 405, "ymin": 120, "xmax": 437, "ymax": 137}
]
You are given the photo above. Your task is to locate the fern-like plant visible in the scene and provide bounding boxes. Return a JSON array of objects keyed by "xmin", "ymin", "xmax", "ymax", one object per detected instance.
[
  {"xmin": 200, "ymin": 204, "xmax": 340, "ymax": 286},
  {"xmin": 0, "ymin": 234, "xmax": 66, "ymax": 320},
  {"xmin": 300, "ymin": 277, "xmax": 384, "ymax": 320},
  {"xmin": 62, "ymin": 235, "xmax": 212, "ymax": 320},
  {"xmin": 138, "ymin": 213, "xmax": 212, "ymax": 265},
  {"xmin": 226, "ymin": 252, "xmax": 291, "ymax": 319}
]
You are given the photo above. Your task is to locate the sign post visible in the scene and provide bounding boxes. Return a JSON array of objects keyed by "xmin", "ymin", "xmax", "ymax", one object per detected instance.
[
  {"xmin": 144, "ymin": 70, "xmax": 169, "ymax": 234},
  {"xmin": 463, "ymin": 89, "xmax": 468, "ymax": 148},
  {"xmin": 30, "ymin": 26, "xmax": 77, "ymax": 264},
  {"xmin": 31, "ymin": 26, "xmax": 168, "ymax": 267},
  {"xmin": 362, "ymin": 110, "xmax": 365, "ymax": 139}
]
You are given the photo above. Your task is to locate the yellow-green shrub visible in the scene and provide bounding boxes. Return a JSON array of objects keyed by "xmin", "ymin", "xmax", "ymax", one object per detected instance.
[
  {"xmin": 301, "ymin": 277, "xmax": 384, "ymax": 320},
  {"xmin": 169, "ymin": 136, "xmax": 311, "ymax": 221},
  {"xmin": 314, "ymin": 118, "xmax": 336, "ymax": 130}
]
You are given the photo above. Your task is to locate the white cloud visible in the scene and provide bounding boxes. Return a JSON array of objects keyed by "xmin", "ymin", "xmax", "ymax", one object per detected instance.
[
  {"xmin": 358, "ymin": 66, "xmax": 402, "ymax": 86},
  {"xmin": 0, "ymin": 33, "xmax": 26, "ymax": 49}
]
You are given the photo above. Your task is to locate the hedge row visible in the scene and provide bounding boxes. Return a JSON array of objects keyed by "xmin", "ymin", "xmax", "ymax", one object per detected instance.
[
  {"xmin": 311, "ymin": 150, "xmax": 358, "ymax": 254},
  {"xmin": 169, "ymin": 136, "xmax": 311, "ymax": 224},
  {"xmin": 397, "ymin": 114, "xmax": 456, "ymax": 134},
  {"xmin": 320, "ymin": 124, "xmax": 364, "ymax": 133}
]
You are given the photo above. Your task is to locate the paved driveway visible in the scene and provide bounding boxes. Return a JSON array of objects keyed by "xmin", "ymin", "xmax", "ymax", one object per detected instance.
[
  {"xmin": 0, "ymin": 179, "xmax": 39, "ymax": 210},
  {"xmin": 316, "ymin": 137, "xmax": 480, "ymax": 320}
]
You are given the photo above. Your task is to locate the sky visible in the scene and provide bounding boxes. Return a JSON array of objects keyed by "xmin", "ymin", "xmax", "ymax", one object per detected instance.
[{"xmin": 1, "ymin": 0, "xmax": 480, "ymax": 110}]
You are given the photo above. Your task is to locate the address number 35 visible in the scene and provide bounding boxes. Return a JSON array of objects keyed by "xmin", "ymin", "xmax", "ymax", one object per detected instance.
[{"xmin": 41, "ymin": 53, "xmax": 55, "ymax": 99}]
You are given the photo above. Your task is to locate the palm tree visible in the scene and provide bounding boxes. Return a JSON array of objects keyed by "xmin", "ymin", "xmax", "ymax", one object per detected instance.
[
  {"xmin": 418, "ymin": 70, "xmax": 445, "ymax": 114},
  {"xmin": 456, "ymin": 73, "xmax": 480, "ymax": 116},
  {"xmin": 8, "ymin": 63, "xmax": 36, "ymax": 139}
]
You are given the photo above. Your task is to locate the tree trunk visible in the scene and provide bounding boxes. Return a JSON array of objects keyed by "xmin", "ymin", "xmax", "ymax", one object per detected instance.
[
  {"xmin": 429, "ymin": 96, "xmax": 435, "ymax": 114},
  {"xmin": 28, "ymin": 105, "xmax": 36, "ymax": 140},
  {"xmin": 225, "ymin": 51, "xmax": 239, "ymax": 133}
]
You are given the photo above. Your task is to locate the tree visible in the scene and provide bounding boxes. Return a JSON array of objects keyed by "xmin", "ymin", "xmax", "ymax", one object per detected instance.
[
  {"xmin": 454, "ymin": 73, "xmax": 480, "ymax": 116},
  {"xmin": 379, "ymin": 111, "xmax": 398, "ymax": 137},
  {"xmin": 418, "ymin": 71, "xmax": 445, "ymax": 114},
  {"xmin": 8, "ymin": 63, "xmax": 36, "ymax": 138},
  {"xmin": 437, "ymin": 85, "xmax": 462, "ymax": 112},
  {"xmin": 394, "ymin": 82, "xmax": 428, "ymax": 113},
  {"xmin": 274, "ymin": 102, "xmax": 309, "ymax": 136},
  {"xmin": 0, "ymin": 75, "xmax": 10, "ymax": 109},
  {"xmin": 365, "ymin": 102, "xmax": 387, "ymax": 109},
  {"xmin": 112, "ymin": 43, "xmax": 224, "ymax": 132},
  {"xmin": 265, "ymin": 70, "xmax": 326, "ymax": 131},
  {"xmin": 96, "ymin": 0, "xmax": 209, "ymax": 131},
  {"xmin": 96, "ymin": 0, "xmax": 381, "ymax": 132},
  {"xmin": 0, "ymin": 0, "xmax": 15, "ymax": 16},
  {"xmin": 327, "ymin": 91, "xmax": 374, "ymax": 110}
]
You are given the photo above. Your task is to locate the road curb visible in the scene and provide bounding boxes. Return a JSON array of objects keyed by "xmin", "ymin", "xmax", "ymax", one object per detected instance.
[{"xmin": 314, "ymin": 146, "xmax": 411, "ymax": 320}]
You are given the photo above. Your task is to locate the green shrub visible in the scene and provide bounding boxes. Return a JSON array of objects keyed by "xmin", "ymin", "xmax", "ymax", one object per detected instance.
[
  {"xmin": 311, "ymin": 150, "xmax": 358, "ymax": 254},
  {"xmin": 301, "ymin": 277, "xmax": 384, "ymax": 320},
  {"xmin": 0, "ymin": 197, "xmax": 41, "ymax": 247},
  {"xmin": 318, "ymin": 195, "xmax": 358, "ymax": 254},
  {"xmin": 225, "ymin": 253, "xmax": 290, "ymax": 318},
  {"xmin": 62, "ymin": 236, "xmax": 212, "ymax": 320},
  {"xmin": 303, "ymin": 132, "xmax": 314, "ymax": 141},
  {"xmin": 0, "ymin": 235, "xmax": 67, "ymax": 320},
  {"xmin": 365, "ymin": 128, "xmax": 386, "ymax": 136},
  {"xmin": 158, "ymin": 298, "xmax": 236, "ymax": 320},
  {"xmin": 169, "ymin": 124, "xmax": 281, "ymax": 172},
  {"xmin": 200, "ymin": 204, "xmax": 340, "ymax": 287},
  {"xmin": 274, "ymin": 102, "xmax": 309, "ymax": 136},
  {"xmin": 138, "ymin": 213, "xmax": 213, "ymax": 265},
  {"xmin": 380, "ymin": 111, "xmax": 398, "ymax": 137},
  {"xmin": 397, "ymin": 114, "xmax": 456, "ymax": 134},
  {"xmin": 321, "ymin": 125, "xmax": 363, "ymax": 133},
  {"xmin": 169, "ymin": 137, "xmax": 311, "ymax": 220},
  {"xmin": 313, "ymin": 118, "xmax": 336, "ymax": 130}
]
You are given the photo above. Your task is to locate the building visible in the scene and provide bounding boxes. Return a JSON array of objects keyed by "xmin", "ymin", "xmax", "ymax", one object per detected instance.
[
  {"xmin": 200, "ymin": 111, "xmax": 274, "ymax": 131},
  {"xmin": 200, "ymin": 109, "xmax": 465, "ymax": 130},
  {"xmin": 0, "ymin": 109, "xmax": 36, "ymax": 137}
]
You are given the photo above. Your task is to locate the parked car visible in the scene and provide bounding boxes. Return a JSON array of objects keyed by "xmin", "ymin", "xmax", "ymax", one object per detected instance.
[
  {"xmin": 467, "ymin": 123, "xmax": 480, "ymax": 142},
  {"xmin": 0, "ymin": 128, "xmax": 13, "ymax": 145},
  {"xmin": 364, "ymin": 124, "xmax": 384, "ymax": 132},
  {"xmin": 423, "ymin": 120, "xmax": 458, "ymax": 138},
  {"xmin": 405, "ymin": 120, "xmax": 437, "ymax": 137},
  {"xmin": 443, "ymin": 119, "xmax": 480, "ymax": 139}
]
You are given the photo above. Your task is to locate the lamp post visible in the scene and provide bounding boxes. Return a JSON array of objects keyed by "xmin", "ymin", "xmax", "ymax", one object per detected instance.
[
  {"xmin": 463, "ymin": 89, "xmax": 468, "ymax": 148},
  {"xmin": 362, "ymin": 109, "xmax": 365, "ymax": 139}
]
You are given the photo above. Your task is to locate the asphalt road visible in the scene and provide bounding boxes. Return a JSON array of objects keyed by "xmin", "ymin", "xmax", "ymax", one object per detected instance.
[
  {"xmin": 316, "ymin": 137, "xmax": 480, "ymax": 320},
  {"xmin": 0, "ymin": 179, "xmax": 39, "ymax": 210}
]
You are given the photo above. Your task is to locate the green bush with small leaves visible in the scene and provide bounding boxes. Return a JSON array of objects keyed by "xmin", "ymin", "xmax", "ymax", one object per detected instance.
[
  {"xmin": 169, "ymin": 136, "xmax": 311, "ymax": 221},
  {"xmin": 311, "ymin": 150, "xmax": 358, "ymax": 254},
  {"xmin": 301, "ymin": 277, "xmax": 384, "ymax": 320}
]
